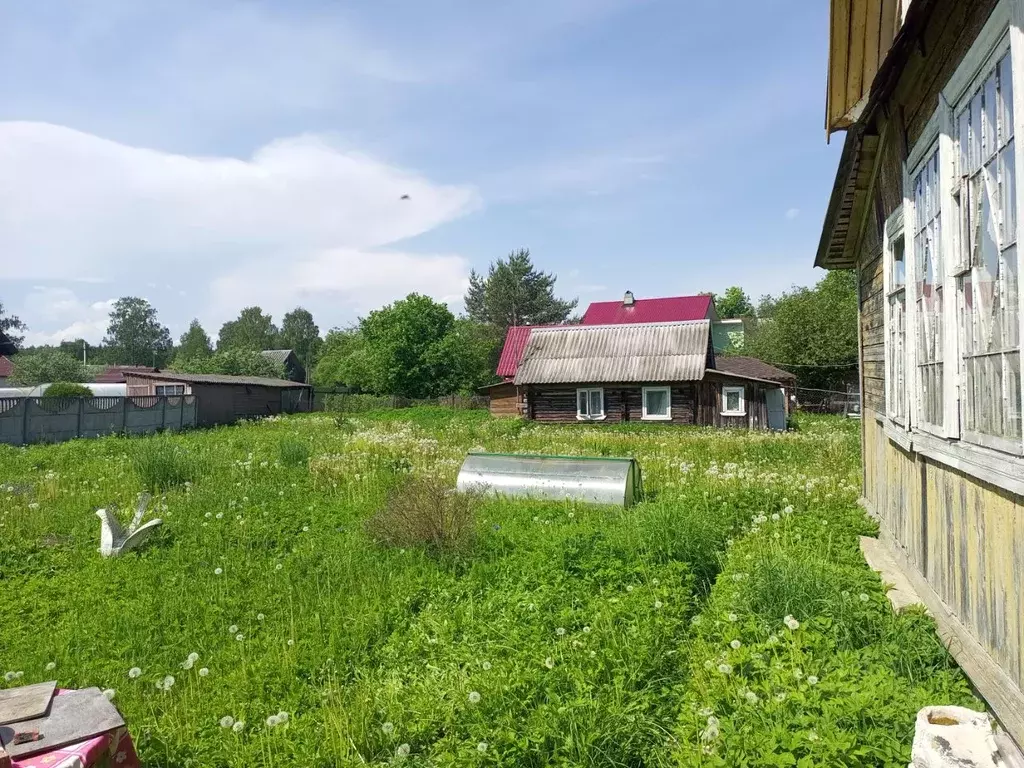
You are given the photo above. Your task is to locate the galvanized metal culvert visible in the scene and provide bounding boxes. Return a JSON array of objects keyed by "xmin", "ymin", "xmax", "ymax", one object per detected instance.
[{"xmin": 456, "ymin": 452, "xmax": 642, "ymax": 507}]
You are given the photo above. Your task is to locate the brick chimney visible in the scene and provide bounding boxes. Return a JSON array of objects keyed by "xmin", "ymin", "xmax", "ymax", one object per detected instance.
[{"xmin": 623, "ymin": 290, "xmax": 635, "ymax": 306}]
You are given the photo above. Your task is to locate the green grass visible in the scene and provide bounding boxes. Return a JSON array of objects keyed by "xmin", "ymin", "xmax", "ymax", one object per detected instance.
[{"xmin": 0, "ymin": 411, "xmax": 976, "ymax": 767}]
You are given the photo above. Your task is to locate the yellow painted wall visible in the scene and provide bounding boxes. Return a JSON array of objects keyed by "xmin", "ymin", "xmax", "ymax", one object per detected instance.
[{"xmin": 864, "ymin": 410, "xmax": 1024, "ymax": 690}]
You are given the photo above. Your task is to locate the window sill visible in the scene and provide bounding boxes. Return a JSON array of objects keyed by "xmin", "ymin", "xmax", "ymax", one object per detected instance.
[
  {"xmin": 721, "ymin": 411, "xmax": 746, "ymax": 417},
  {"xmin": 577, "ymin": 415, "xmax": 607, "ymax": 422},
  {"xmin": 884, "ymin": 422, "xmax": 913, "ymax": 453},
  {"xmin": 641, "ymin": 415, "xmax": 671, "ymax": 421},
  {"xmin": 911, "ymin": 430, "xmax": 1024, "ymax": 497}
]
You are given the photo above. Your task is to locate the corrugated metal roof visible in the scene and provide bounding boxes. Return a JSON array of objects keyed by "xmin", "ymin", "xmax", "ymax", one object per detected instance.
[
  {"xmin": 128, "ymin": 370, "xmax": 310, "ymax": 388},
  {"xmin": 261, "ymin": 349, "xmax": 294, "ymax": 364},
  {"xmin": 95, "ymin": 365, "xmax": 156, "ymax": 383},
  {"xmin": 715, "ymin": 356, "xmax": 796, "ymax": 383},
  {"xmin": 514, "ymin": 321, "xmax": 710, "ymax": 385},
  {"xmin": 581, "ymin": 295, "xmax": 713, "ymax": 326},
  {"xmin": 496, "ymin": 326, "xmax": 566, "ymax": 378}
]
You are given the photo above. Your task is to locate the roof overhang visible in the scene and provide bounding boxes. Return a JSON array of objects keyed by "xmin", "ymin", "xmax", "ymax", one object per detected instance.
[{"xmin": 815, "ymin": 125, "xmax": 879, "ymax": 269}]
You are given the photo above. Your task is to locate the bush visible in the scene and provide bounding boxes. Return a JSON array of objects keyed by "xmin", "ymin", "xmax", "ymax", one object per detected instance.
[
  {"xmin": 42, "ymin": 381, "xmax": 93, "ymax": 399},
  {"xmin": 365, "ymin": 476, "xmax": 477, "ymax": 555},
  {"xmin": 133, "ymin": 438, "xmax": 199, "ymax": 492},
  {"xmin": 278, "ymin": 436, "xmax": 311, "ymax": 468}
]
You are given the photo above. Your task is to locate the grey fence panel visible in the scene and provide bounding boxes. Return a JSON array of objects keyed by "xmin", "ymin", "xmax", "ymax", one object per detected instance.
[
  {"xmin": 25, "ymin": 399, "xmax": 80, "ymax": 444},
  {"xmin": 0, "ymin": 395, "xmax": 199, "ymax": 446}
]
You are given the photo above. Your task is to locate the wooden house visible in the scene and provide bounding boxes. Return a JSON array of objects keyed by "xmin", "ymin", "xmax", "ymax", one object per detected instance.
[
  {"xmin": 124, "ymin": 370, "xmax": 312, "ymax": 426},
  {"xmin": 261, "ymin": 349, "xmax": 306, "ymax": 383},
  {"xmin": 495, "ymin": 320, "xmax": 785, "ymax": 429},
  {"xmin": 817, "ymin": 0, "xmax": 1024, "ymax": 746}
]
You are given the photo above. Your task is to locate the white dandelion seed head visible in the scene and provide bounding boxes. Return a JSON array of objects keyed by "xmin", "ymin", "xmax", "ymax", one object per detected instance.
[
  {"xmin": 555, "ymin": 627, "xmax": 566, "ymax": 636},
  {"xmin": 730, "ymin": 639, "xmax": 741, "ymax": 650},
  {"xmin": 582, "ymin": 626, "xmax": 591, "ymax": 633},
  {"xmin": 236, "ymin": 634, "xmax": 244, "ymax": 642},
  {"xmin": 771, "ymin": 513, "xmax": 780, "ymax": 521},
  {"xmin": 654, "ymin": 600, "xmax": 664, "ymax": 609},
  {"xmin": 228, "ymin": 625, "xmax": 239, "ymax": 634},
  {"xmin": 625, "ymin": 585, "xmax": 634, "ymax": 592},
  {"xmin": 744, "ymin": 690, "xmax": 758, "ymax": 704},
  {"xmin": 214, "ymin": 567, "xmax": 223, "ymax": 575},
  {"xmin": 103, "ymin": 688, "xmax": 116, "ymax": 701},
  {"xmin": 216, "ymin": 513, "xmax": 223, "ymax": 519},
  {"xmin": 717, "ymin": 663, "xmax": 732, "ymax": 675},
  {"xmin": 181, "ymin": 658, "xmax": 194, "ymax": 670},
  {"xmin": 807, "ymin": 730, "xmax": 819, "ymax": 742},
  {"xmin": 187, "ymin": 652, "xmax": 199, "ymax": 663},
  {"xmin": 287, "ymin": 639, "xmax": 294, "ymax": 646},
  {"xmin": 396, "ymin": 743, "xmax": 411, "ymax": 758},
  {"xmin": 198, "ymin": 668, "xmax": 209, "ymax": 677},
  {"xmin": 275, "ymin": 563, "xmax": 283, "ymax": 571},
  {"xmin": 277, "ymin": 711, "xmax": 288, "ymax": 723},
  {"xmin": 302, "ymin": 526, "xmax": 309, "ymax": 532},
  {"xmin": 784, "ymin": 615, "xmax": 800, "ymax": 631},
  {"xmin": 727, "ymin": 612, "xmax": 738, "ymax": 622},
  {"xmin": 477, "ymin": 742, "xmax": 488, "ymax": 753},
  {"xmin": 544, "ymin": 657, "xmax": 555, "ymax": 669},
  {"xmin": 859, "ymin": 593, "xmax": 870, "ymax": 602},
  {"xmin": 482, "ymin": 661, "xmax": 492, "ymax": 670},
  {"xmin": 468, "ymin": 691, "xmax": 481, "ymax": 704},
  {"xmin": 232, "ymin": 720, "xmax": 245, "ymax": 733},
  {"xmin": 128, "ymin": 667, "xmax": 142, "ymax": 679},
  {"xmin": 161, "ymin": 675, "xmax": 175, "ymax": 690},
  {"xmin": 220, "ymin": 716, "xmax": 235, "ymax": 728},
  {"xmin": 774, "ymin": 692, "xmax": 786, "ymax": 702},
  {"xmin": 266, "ymin": 715, "xmax": 280, "ymax": 727},
  {"xmin": 589, "ymin": 650, "xmax": 596, "ymax": 658},
  {"xmin": 45, "ymin": 661, "xmax": 56, "ymax": 671},
  {"xmin": 381, "ymin": 722, "xmax": 395, "ymax": 735},
  {"xmin": 257, "ymin": 613, "xmax": 265, "ymax": 621},
  {"xmin": 807, "ymin": 675, "xmax": 819, "ymax": 685},
  {"xmin": 794, "ymin": 668, "xmax": 804, "ymax": 680}
]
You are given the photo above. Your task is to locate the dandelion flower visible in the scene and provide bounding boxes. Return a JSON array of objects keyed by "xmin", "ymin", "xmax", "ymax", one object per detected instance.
[
  {"xmin": 181, "ymin": 657, "xmax": 194, "ymax": 670},
  {"xmin": 468, "ymin": 691, "xmax": 481, "ymax": 704},
  {"xmin": 582, "ymin": 626, "xmax": 591, "ymax": 634},
  {"xmin": 128, "ymin": 667, "xmax": 142, "ymax": 679},
  {"xmin": 807, "ymin": 730, "xmax": 819, "ymax": 742},
  {"xmin": 730, "ymin": 639, "xmax": 741, "ymax": 650},
  {"xmin": 859, "ymin": 593, "xmax": 869, "ymax": 602},
  {"xmin": 287, "ymin": 639, "xmax": 294, "ymax": 647},
  {"xmin": 277, "ymin": 711, "xmax": 289, "ymax": 723},
  {"xmin": 652, "ymin": 578, "xmax": 660, "ymax": 585},
  {"xmin": 555, "ymin": 627, "xmax": 566, "ymax": 636},
  {"xmin": 589, "ymin": 650, "xmax": 596, "ymax": 658},
  {"xmin": 232, "ymin": 720, "xmax": 245, "ymax": 733},
  {"xmin": 774, "ymin": 692, "xmax": 786, "ymax": 702},
  {"xmin": 744, "ymin": 690, "xmax": 758, "ymax": 704},
  {"xmin": 807, "ymin": 675, "xmax": 819, "ymax": 685},
  {"xmin": 266, "ymin": 715, "xmax": 280, "ymax": 727},
  {"xmin": 220, "ymin": 716, "xmax": 235, "ymax": 728},
  {"xmin": 544, "ymin": 657, "xmax": 555, "ymax": 669},
  {"xmin": 214, "ymin": 567, "xmax": 223, "ymax": 576},
  {"xmin": 396, "ymin": 743, "xmax": 411, "ymax": 758},
  {"xmin": 477, "ymin": 742, "xmax": 488, "ymax": 753},
  {"xmin": 275, "ymin": 563, "xmax": 283, "ymax": 571},
  {"xmin": 199, "ymin": 668, "xmax": 209, "ymax": 677},
  {"xmin": 382, "ymin": 722, "xmax": 395, "ymax": 735},
  {"xmin": 626, "ymin": 585, "xmax": 634, "ymax": 592},
  {"xmin": 726, "ymin": 612, "xmax": 738, "ymax": 622},
  {"xmin": 229, "ymin": 624, "xmax": 239, "ymax": 634},
  {"xmin": 717, "ymin": 663, "xmax": 732, "ymax": 675},
  {"xmin": 236, "ymin": 633, "xmax": 244, "ymax": 642},
  {"xmin": 771, "ymin": 513, "xmax": 780, "ymax": 521},
  {"xmin": 103, "ymin": 689, "xmax": 116, "ymax": 701},
  {"xmin": 187, "ymin": 652, "xmax": 199, "ymax": 663},
  {"xmin": 783, "ymin": 615, "xmax": 800, "ymax": 631},
  {"xmin": 257, "ymin": 613, "xmax": 265, "ymax": 621},
  {"xmin": 45, "ymin": 662, "xmax": 56, "ymax": 671},
  {"xmin": 482, "ymin": 661, "xmax": 492, "ymax": 670},
  {"xmin": 691, "ymin": 615, "xmax": 702, "ymax": 626},
  {"xmin": 793, "ymin": 669, "xmax": 804, "ymax": 680},
  {"xmin": 302, "ymin": 526, "xmax": 309, "ymax": 533},
  {"xmin": 654, "ymin": 600, "xmax": 664, "ymax": 609},
  {"xmin": 216, "ymin": 513, "xmax": 223, "ymax": 520}
]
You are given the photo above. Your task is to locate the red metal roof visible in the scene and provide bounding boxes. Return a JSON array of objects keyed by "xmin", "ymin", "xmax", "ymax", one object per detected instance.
[
  {"xmin": 581, "ymin": 295, "xmax": 713, "ymax": 325},
  {"xmin": 0, "ymin": 355, "xmax": 13, "ymax": 378},
  {"xmin": 496, "ymin": 326, "xmax": 535, "ymax": 379},
  {"xmin": 95, "ymin": 365, "xmax": 157, "ymax": 383}
]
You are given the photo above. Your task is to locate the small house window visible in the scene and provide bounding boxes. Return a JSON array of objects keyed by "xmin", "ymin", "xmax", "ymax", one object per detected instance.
[
  {"xmin": 576, "ymin": 388, "xmax": 605, "ymax": 420},
  {"xmin": 722, "ymin": 386, "xmax": 745, "ymax": 416},
  {"xmin": 155, "ymin": 384, "xmax": 185, "ymax": 396},
  {"xmin": 912, "ymin": 145, "xmax": 945, "ymax": 429},
  {"xmin": 642, "ymin": 386, "xmax": 671, "ymax": 420}
]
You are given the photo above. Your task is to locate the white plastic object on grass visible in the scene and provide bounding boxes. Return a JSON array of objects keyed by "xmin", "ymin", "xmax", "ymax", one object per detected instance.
[
  {"xmin": 97, "ymin": 493, "xmax": 163, "ymax": 557},
  {"xmin": 910, "ymin": 706, "xmax": 1004, "ymax": 768}
]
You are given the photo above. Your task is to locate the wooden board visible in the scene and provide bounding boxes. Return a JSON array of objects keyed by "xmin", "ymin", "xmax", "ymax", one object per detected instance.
[
  {"xmin": 0, "ymin": 682, "xmax": 55, "ymax": 726},
  {"xmin": 0, "ymin": 688, "xmax": 124, "ymax": 759}
]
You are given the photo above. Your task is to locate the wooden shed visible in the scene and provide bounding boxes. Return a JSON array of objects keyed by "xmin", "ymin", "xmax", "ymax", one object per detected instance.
[
  {"xmin": 124, "ymin": 371, "xmax": 312, "ymax": 426},
  {"xmin": 508, "ymin": 321, "xmax": 783, "ymax": 429},
  {"xmin": 816, "ymin": 0, "xmax": 1024, "ymax": 747}
]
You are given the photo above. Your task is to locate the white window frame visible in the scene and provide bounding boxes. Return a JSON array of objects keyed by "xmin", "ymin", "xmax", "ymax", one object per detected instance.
[
  {"xmin": 721, "ymin": 386, "xmax": 746, "ymax": 416},
  {"xmin": 576, "ymin": 388, "xmax": 605, "ymax": 421},
  {"xmin": 641, "ymin": 386, "xmax": 672, "ymax": 421},
  {"xmin": 895, "ymin": 0, "xmax": 1024, "ymax": 471},
  {"xmin": 155, "ymin": 384, "xmax": 186, "ymax": 396},
  {"xmin": 884, "ymin": 205, "xmax": 910, "ymax": 427}
]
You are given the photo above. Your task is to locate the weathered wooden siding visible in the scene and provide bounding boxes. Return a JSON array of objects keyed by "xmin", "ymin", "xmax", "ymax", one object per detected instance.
[
  {"xmin": 526, "ymin": 384, "xmax": 696, "ymax": 425},
  {"xmin": 696, "ymin": 374, "xmax": 771, "ymax": 429},
  {"xmin": 850, "ymin": 0, "xmax": 1024, "ymax": 741},
  {"xmin": 487, "ymin": 383, "xmax": 521, "ymax": 417}
]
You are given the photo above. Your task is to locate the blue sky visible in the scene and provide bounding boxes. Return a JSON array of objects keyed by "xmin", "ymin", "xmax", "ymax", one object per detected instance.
[{"xmin": 0, "ymin": 0, "xmax": 841, "ymax": 346}]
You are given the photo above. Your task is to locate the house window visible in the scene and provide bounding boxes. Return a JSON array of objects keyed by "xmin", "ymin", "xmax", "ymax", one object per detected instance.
[
  {"xmin": 886, "ymin": 207, "xmax": 908, "ymax": 425},
  {"xmin": 576, "ymin": 388, "xmax": 605, "ymax": 420},
  {"xmin": 722, "ymin": 386, "xmax": 745, "ymax": 416},
  {"xmin": 953, "ymin": 47, "xmax": 1021, "ymax": 448},
  {"xmin": 155, "ymin": 384, "xmax": 185, "ymax": 396},
  {"xmin": 912, "ymin": 146, "xmax": 945, "ymax": 429},
  {"xmin": 642, "ymin": 386, "xmax": 671, "ymax": 420}
]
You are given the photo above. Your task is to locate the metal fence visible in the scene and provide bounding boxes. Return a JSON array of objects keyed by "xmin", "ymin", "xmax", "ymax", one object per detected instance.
[
  {"xmin": 794, "ymin": 387, "xmax": 862, "ymax": 417},
  {"xmin": 0, "ymin": 395, "xmax": 198, "ymax": 446}
]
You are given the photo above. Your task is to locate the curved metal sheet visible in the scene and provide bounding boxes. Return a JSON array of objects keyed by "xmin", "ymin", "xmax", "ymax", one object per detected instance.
[{"xmin": 456, "ymin": 452, "xmax": 641, "ymax": 507}]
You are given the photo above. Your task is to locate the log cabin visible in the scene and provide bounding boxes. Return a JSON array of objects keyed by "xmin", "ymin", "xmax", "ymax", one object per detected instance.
[
  {"xmin": 490, "ymin": 319, "xmax": 787, "ymax": 429},
  {"xmin": 818, "ymin": 0, "xmax": 1024, "ymax": 748}
]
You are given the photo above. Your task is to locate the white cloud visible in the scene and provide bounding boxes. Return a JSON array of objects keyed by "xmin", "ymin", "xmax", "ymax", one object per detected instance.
[
  {"xmin": 0, "ymin": 122, "xmax": 480, "ymax": 334},
  {"xmin": 785, "ymin": 207, "xmax": 800, "ymax": 220},
  {"xmin": 20, "ymin": 287, "xmax": 117, "ymax": 346}
]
